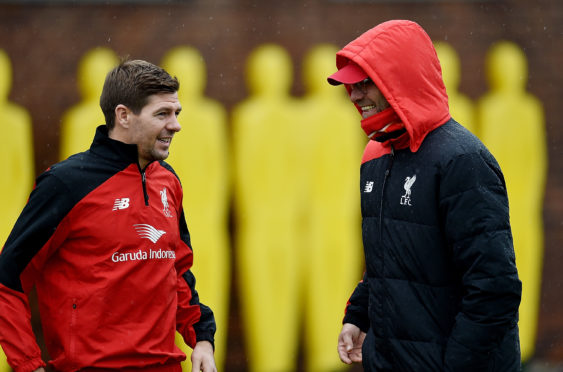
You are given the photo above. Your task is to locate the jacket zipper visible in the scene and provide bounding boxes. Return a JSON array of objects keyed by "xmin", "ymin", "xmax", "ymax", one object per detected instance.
[
  {"xmin": 378, "ymin": 145, "xmax": 394, "ymax": 343},
  {"xmin": 379, "ymin": 146, "xmax": 395, "ymax": 243},
  {"xmin": 140, "ymin": 168, "xmax": 149, "ymax": 206}
]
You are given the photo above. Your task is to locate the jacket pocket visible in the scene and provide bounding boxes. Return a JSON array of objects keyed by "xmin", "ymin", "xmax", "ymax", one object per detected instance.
[
  {"xmin": 488, "ymin": 324, "xmax": 521, "ymax": 372},
  {"xmin": 69, "ymin": 298, "xmax": 78, "ymax": 360}
]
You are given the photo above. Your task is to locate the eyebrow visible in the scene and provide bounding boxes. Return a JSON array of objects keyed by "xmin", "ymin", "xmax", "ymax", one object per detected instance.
[{"xmin": 153, "ymin": 103, "xmax": 182, "ymax": 113}]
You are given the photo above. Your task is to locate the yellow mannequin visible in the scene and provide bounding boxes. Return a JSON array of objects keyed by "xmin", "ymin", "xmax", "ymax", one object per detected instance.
[
  {"xmin": 59, "ymin": 47, "xmax": 118, "ymax": 160},
  {"xmin": 160, "ymin": 46, "xmax": 231, "ymax": 372},
  {"xmin": 0, "ymin": 49, "xmax": 34, "ymax": 371},
  {"xmin": 232, "ymin": 44, "xmax": 303, "ymax": 372},
  {"xmin": 434, "ymin": 42, "xmax": 476, "ymax": 133},
  {"xmin": 476, "ymin": 41, "xmax": 546, "ymax": 362},
  {"xmin": 300, "ymin": 44, "xmax": 364, "ymax": 372},
  {"xmin": 0, "ymin": 49, "xmax": 34, "ymax": 246}
]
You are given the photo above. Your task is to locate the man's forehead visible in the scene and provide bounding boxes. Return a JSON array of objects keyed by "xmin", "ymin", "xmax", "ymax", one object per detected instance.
[{"xmin": 146, "ymin": 92, "xmax": 181, "ymax": 108}]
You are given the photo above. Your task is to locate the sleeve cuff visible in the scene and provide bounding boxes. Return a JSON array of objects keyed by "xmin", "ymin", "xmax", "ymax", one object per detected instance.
[
  {"xmin": 196, "ymin": 332, "xmax": 215, "ymax": 350},
  {"xmin": 343, "ymin": 311, "xmax": 370, "ymax": 333},
  {"xmin": 13, "ymin": 356, "xmax": 45, "ymax": 372}
]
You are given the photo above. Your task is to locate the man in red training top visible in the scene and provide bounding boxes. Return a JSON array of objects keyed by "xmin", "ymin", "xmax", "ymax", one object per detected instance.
[{"xmin": 0, "ymin": 59, "xmax": 216, "ymax": 372}]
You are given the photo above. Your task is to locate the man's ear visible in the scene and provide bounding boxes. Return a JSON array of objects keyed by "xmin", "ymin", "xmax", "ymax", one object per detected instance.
[{"xmin": 115, "ymin": 104, "xmax": 131, "ymax": 129}]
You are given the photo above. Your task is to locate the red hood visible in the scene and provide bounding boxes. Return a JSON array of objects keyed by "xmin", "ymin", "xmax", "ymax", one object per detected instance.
[{"xmin": 336, "ymin": 20, "xmax": 450, "ymax": 153}]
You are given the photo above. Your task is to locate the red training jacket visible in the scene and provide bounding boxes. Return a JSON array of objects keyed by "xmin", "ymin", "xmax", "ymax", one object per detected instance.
[{"xmin": 0, "ymin": 126, "xmax": 215, "ymax": 372}]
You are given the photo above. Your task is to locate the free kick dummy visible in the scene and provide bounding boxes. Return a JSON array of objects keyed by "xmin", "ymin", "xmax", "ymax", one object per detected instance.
[
  {"xmin": 232, "ymin": 44, "xmax": 304, "ymax": 372},
  {"xmin": 161, "ymin": 46, "xmax": 231, "ymax": 372},
  {"xmin": 434, "ymin": 42, "xmax": 476, "ymax": 134},
  {"xmin": 300, "ymin": 44, "xmax": 365, "ymax": 372},
  {"xmin": 477, "ymin": 41, "xmax": 547, "ymax": 363},
  {"xmin": 59, "ymin": 47, "xmax": 118, "ymax": 160}
]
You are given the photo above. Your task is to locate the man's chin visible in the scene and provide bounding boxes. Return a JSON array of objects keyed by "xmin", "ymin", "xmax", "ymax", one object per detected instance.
[
  {"xmin": 362, "ymin": 109, "xmax": 379, "ymax": 119},
  {"xmin": 151, "ymin": 150, "xmax": 170, "ymax": 162}
]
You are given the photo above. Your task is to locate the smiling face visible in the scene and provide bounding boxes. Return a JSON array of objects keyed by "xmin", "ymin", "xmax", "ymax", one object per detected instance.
[
  {"xmin": 347, "ymin": 79, "xmax": 390, "ymax": 119},
  {"xmin": 125, "ymin": 92, "xmax": 182, "ymax": 168}
]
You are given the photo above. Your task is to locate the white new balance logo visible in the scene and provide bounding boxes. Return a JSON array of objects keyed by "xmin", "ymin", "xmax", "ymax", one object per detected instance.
[
  {"xmin": 364, "ymin": 181, "xmax": 374, "ymax": 193},
  {"xmin": 133, "ymin": 224, "xmax": 166, "ymax": 243},
  {"xmin": 113, "ymin": 198, "xmax": 130, "ymax": 210}
]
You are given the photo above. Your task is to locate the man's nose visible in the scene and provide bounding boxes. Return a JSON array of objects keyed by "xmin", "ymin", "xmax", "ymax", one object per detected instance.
[
  {"xmin": 168, "ymin": 117, "xmax": 181, "ymax": 132},
  {"xmin": 349, "ymin": 86, "xmax": 364, "ymax": 102}
]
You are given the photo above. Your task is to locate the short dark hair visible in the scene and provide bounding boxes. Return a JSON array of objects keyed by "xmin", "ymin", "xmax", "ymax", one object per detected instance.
[{"xmin": 100, "ymin": 59, "xmax": 179, "ymax": 130}]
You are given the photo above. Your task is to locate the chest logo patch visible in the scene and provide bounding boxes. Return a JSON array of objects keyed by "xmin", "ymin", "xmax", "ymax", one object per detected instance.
[
  {"xmin": 400, "ymin": 175, "xmax": 417, "ymax": 206},
  {"xmin": 134, "ymin": 224, "xmax": 166, "ymax": 243},
  {"xmin": 112, "ymin": 198, "xmax": 130, "ymax": 211},
  {"xmin": 160, "ymin": 188, "xmax": 173, "ymax": 218},
  {"xmin": 364, "ymin": 181, "xmax": 374, "ymax": 193}
]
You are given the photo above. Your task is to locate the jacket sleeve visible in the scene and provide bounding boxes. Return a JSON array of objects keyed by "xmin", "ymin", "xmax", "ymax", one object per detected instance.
[
  {"xmin": 342, "ymin": 272, "xmax": 370, "ymax": 332},
  {"xmin": 0, "ymin": 284, "xmax": 45, "ymax": 372},
  {"xmin": 175, "ymin": 209, "xmax": 216, "ymax": 348},
  {"xmin": 0, "ymin": 171, "xmax": 73, "ymax": 372},
  {"xmin": 439, "ymin": 151, "xmax": 521, "ymax": 370}
]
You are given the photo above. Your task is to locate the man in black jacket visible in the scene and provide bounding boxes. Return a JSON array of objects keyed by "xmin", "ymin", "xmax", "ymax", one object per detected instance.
[{"xmin": 328, "ymin": 20, "xmax": 521, "ymax": 371}]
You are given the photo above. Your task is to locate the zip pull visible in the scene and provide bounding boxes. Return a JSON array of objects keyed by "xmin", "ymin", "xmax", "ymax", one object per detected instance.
[
  {"xmin": 379, "ymin": 145, "xmax": 395, "ymax": 246},
  {"xmin": 141, "ymin": 171, "xmax": 149, "ymax": 206},
  {"xmin": 385, "ymin": 145, "xmax": 395, "ymax": 176}
]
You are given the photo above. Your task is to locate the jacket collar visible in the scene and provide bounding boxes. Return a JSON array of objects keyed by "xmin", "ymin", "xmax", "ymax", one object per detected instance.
[{"xmin": 89, "ymin": 125, "xmax": 140, "ymax": 166}]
